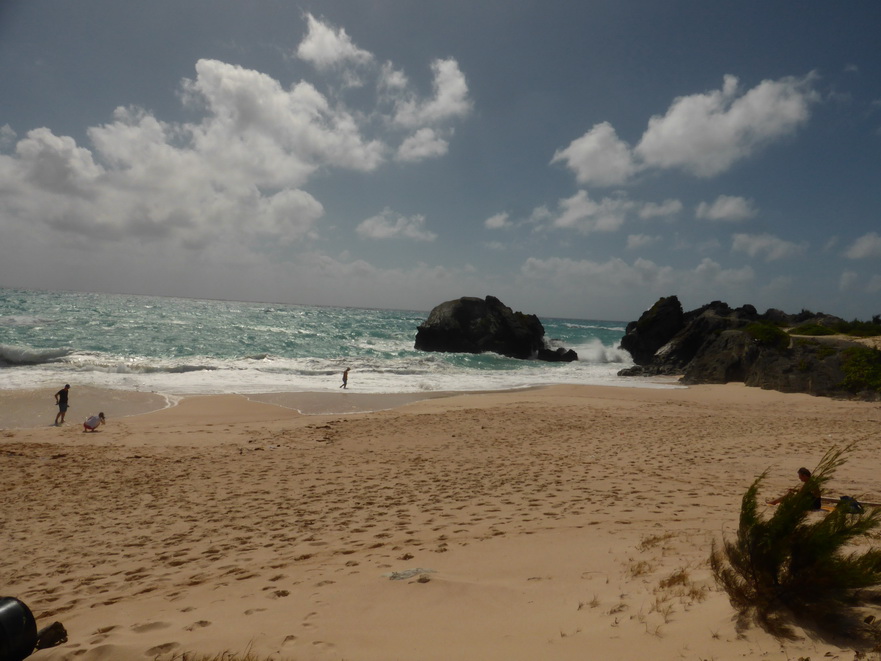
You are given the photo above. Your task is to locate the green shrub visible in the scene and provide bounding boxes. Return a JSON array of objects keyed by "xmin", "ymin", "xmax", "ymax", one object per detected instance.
[
  {"xmin": 833, "ymin": 319, "xmax": 881, "ymax": 338},
  {"xmin": 789, "ymin": 324, "xmax": 836, "ymax": 336},
  {"xmin": 816, "ymin": 344, "xmax": 838, "ymax": 359},
  {"xmin": 788, "ymin": 318, "xmax": 881, "ymax": 339},
  {"xmin": 744, "ymin": 322, "xmax": 790, "ymax": 350},
  {"xmin": 710, "ymin": 446, "xmax": 881, "ymax": 640},
  {"xmin": 841, "ymin": 346, "xmax": 881, "ymax": 393}
]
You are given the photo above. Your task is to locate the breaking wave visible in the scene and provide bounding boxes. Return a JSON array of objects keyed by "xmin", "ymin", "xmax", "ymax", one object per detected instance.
[{"xmin": 0, "ymin": 344, "xmax": 70, "ymax": 367}]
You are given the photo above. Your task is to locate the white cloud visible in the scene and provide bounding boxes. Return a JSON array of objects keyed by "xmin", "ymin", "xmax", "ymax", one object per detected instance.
[
  {"xmin": 396, "ymin": 127, "xmax": 449, "ymax": 162},
  {"xmin": 638, "ymin": 199, "xmax": 682, "ymax": 220},
  {"xmin": 636, "ymin": 74, "xmax": 818, "ymax": 176},
  {"xmin": 626, "ymin": 234, "xmax": 659, "ymax": 249},
  {"xmin": 484, "ymin": 212, "xmax": 510, "ymax": 230},
  {"xmin": 379, "ymin": 62, "xmax": 409, "ymax": 91},
  {"xmin": 839, "ymin": 270, "xmax": 859, "ymax": 291},
  {"xmin": 356, "ymin": 208, "xmax": 437, "ymax": 241},
  {"xmin": 252, "ymin": 188, "xmax": 325, "ymax": 242},
  {"xmin": 296, "ymin": 14, "xmax": 373, "ymax": 69},
  {"xmin": 692, "ymin": 257, "xmax": 756, "ymax": 287},
  {"xmin": 695, "ymin": 195, "xmax": 757, "ymax": 222},
  {"xmin": 554, "ymin": 74, "xmax": 819, "ymax": 186},
  {"xmin": 0, "ymin": 124, "xmax": 16, "ymax": 150},
  {"xmin": 519, "ymin": 255, "xmax": 753, "ymax": 304},
  {"xmin": 392, "ymin": 58, "xmax": 472, "ymax": 128},
  {"xmin": 0, "ymin": 20, "xmax": 474, "ymax": 255},
  {"xmin": 844, "ymin": 232, "xmax": 881, "ymax": 259},
  {"xmin": 695, "ymin": 237, "xmax": 723, "ymax": 254},
  {"xmin": 732, "ymin": 232, "xmax": 807, "ymax": 261},
  {"xmin": 521, "ymin": 255, "xmax": 676, "ymax": 290},
  {"xmin": 550, "ymin": 190, "xmax": 633, "ymax": 234},
  {"xmin": 182, "ymin": 59, "xmax": 385, "ymax": 178},
  {"xmin": 534, "ymin": 193, "xmax": 680, "ymax": 235},
  {"xmin": 15, "ymin": 127, "xmax": 104, "ymax": 197},
  {"xmin": 550, "ymin": 121, "xmax": 637, "ymax": 186}
]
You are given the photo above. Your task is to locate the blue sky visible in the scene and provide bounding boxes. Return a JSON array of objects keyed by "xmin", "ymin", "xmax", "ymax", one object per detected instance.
[{"xmin": 1, "ymin": 1, "xmax": 879, "ymax": 321}]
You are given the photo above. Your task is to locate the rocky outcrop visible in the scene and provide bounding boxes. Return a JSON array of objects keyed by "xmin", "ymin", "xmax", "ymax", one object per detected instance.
[
  {"xmin": 619, "ymin": 295, "xmax": 685, "ymax": 365},
  {"xmin": 619, "ymin": 295, "xmax": 880, "ymax": 400},
  {"xmin": 619, "ymin": 297, "xmax": 761, "ymax": 376},
  {"xmin": 414, "ymin": 296, "xmax": 578, "ymax": 362}
]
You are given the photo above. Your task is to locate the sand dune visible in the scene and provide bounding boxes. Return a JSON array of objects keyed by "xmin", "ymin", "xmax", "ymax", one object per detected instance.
[{"xmin": 2, "ymin": 384, "xmax": 880, "ymax": 660}]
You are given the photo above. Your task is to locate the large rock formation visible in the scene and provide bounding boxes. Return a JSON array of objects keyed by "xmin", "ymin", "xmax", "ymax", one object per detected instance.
[
  {"xmin": 618, "ymin": 295, "xmax": 881, "ymax": 400},
  {"xmin": 619, "ymin": 297, "xmax": 761, "ymax": 374},
  {"xmin": 415, "ymin": 296, "xmax": 578, "ymax": 362}
]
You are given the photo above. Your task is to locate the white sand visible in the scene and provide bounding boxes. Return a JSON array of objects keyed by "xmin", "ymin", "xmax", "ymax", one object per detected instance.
[{"xmin": 2, "ymin": 384, "xmax": 880, "ymax": 660}]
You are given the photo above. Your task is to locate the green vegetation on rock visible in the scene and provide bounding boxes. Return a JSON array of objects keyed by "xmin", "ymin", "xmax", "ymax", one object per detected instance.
[
  {"xmin": 841, "ymin": 346, "xmax": 881, "ymax": 394},
  {"xmin": 789, "ymin": 324, "xmax": 836, "ymax": 336},
  {"xmin": 743, "ymin": 322, "xmax": 790, "ymax": 350}
]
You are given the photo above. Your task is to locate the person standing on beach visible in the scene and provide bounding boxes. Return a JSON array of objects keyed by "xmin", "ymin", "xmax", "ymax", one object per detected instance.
[
  {"xmin": 340, "ymin": 367, "xmax": 350, "ymax": 389},
  {"xmin": 54, "ymin": 384, "xmax": 70, "ymax": 425}
]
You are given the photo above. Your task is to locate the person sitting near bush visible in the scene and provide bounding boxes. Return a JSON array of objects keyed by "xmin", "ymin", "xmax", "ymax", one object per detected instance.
[
  {"xmin": 83, "ymin": 412, "xmax": 106, "ymax": 432},
  {"xmin": 766, "ymin": 467, "xmax": 821, "ymax": 510}
]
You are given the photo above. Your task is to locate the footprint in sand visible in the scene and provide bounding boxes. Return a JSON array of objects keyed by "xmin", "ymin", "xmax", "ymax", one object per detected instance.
[
  {"xmin": 184, "ymin": 620, "xmax": 211, "ymax": 631},
  {"xmin": 146, "ymin": 642, "xmax": 180, "ymax": 655},
  {"xmin": 131, "ymin": 621, "xmax": 172, "ymax": 633}
]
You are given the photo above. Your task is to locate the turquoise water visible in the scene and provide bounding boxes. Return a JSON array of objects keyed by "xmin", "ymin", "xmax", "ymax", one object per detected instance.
[{"xmin": 0, "ymin": 288, "xmax": 647, "ymax": 394}]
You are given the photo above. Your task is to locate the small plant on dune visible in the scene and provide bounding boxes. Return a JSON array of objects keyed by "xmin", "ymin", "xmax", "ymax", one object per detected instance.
[{"xmin": 710, "ymin": 445, "xmax": 881, "ymax": 641}]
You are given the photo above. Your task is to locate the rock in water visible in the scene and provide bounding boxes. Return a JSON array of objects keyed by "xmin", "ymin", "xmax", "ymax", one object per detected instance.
[{"xmin": 415, "ymin": 296, "xmax": 577, "ymax": 362}]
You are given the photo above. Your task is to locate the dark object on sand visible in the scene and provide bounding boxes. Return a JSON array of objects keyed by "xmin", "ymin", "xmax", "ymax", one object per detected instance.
[
  {"xmin": 35, "ymin": 621, "xmax": 68, "ymax": 649},
  {"xmin": 0, "ymin": 597, "xmax": 37, "ymax": 661}
]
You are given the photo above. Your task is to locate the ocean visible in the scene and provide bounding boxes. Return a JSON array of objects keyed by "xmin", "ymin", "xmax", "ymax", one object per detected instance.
[{"xmin": 0, "ymin": 288, "xmax": 663, "ymax": 395}]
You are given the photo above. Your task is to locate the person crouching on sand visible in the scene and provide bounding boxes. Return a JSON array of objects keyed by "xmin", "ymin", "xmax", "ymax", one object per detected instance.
[{"xmin": 83, "ymin": 412, "xmax": 105, "ymax": 432}]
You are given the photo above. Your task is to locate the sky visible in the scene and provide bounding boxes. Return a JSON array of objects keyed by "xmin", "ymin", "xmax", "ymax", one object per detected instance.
[{"xmin": 1, "ymin": 1, "xmax": 880, "ymax": 322}]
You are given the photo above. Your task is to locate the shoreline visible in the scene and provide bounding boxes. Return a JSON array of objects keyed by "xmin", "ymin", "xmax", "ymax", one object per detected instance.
[
  {"xmin": 0, "ymin": 380, "xmax": 677, "ymax": 431},
  {"xmin": 0, "ymin": 386, "xmax": 466, "ymax": 431}
]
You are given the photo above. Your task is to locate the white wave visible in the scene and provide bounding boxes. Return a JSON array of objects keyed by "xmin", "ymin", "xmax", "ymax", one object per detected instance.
[
  {"xmin": 0, "ymin": 350, "xmax": 678, "ymax": 395},
  {"xmin": 0, "ymin": 344, "xmax": 70, "ymax": 366},
  {"xmin": 570, "ymin": 338, "xmax": 632, "ymax": 364}
]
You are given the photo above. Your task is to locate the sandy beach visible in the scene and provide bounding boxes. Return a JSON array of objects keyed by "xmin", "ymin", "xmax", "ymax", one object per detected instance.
[{"xmin": 3, "ymin": 383, "xmax": 881, "ymax": 660}]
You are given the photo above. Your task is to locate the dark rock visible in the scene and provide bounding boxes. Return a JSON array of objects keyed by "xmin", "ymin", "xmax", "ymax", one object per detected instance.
[
  {"xmin": 621, "ymin": 298, "xmax": 759, "ymax": 371},
  {"xmin": 537, "ymin": 347, "xmax": 579, "ymax": 362},
  {"xmin": 415, "ymin": 296, "xmax": 577, "ymax": 362},
  {"xmin": 679, "ymin": 329, "xmax": 758, "ymax": 383},
  {"xmin": 617, "ymin": 363, "xmax": 680, "ymax": 377},
  {"xmin": 619, "ymin": 296, "xmax": 880, "ymax": 400},
  {"xmin": 741, "ymin": 336, "xmax": 851, "ymax": 397},
  {"xmin": 619, "ymin": 295, "xmax": 684, "ymax": 364}
]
